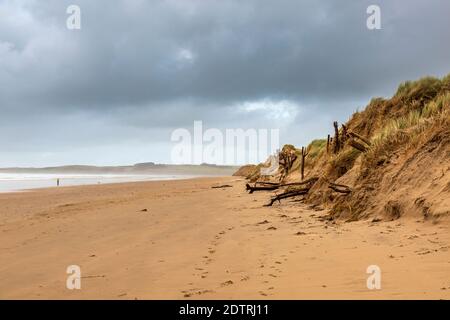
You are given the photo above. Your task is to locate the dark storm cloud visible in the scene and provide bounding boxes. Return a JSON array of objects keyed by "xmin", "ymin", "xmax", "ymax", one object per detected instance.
[{"xmin": 0, "ymin": 0, "xmax": 449, "ymax": 166}]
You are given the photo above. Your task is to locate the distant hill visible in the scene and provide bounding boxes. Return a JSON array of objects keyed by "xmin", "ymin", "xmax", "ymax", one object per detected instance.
[{"xmin": 0, "ymin": 163, "xmax": 240, "ymax": 176}]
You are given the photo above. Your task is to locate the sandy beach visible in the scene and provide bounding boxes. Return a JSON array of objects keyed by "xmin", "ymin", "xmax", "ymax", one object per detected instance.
[{"xmin": 0, "ymin": 177, "xmax": 449, "ymax": 299}]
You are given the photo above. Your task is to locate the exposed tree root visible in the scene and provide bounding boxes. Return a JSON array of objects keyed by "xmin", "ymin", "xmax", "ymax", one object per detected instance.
[
  {"xmin": 328, "ymin": 182, "xmax": 352, "ymax": 194},
  {"xmin": 246, "ymin": 177, "xmax": 319, "ymax": 193},
  {"xmin": 264, "ymin": 188, "xmax": 310, "ymax": 207},
  {"xmin": 348, "ymin": 138, "xmax": 368, "ymax": 152}
]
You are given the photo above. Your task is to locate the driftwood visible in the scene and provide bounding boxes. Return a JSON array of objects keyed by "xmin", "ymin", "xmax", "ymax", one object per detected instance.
[
  {"xmin": 348, "ymin": 137, "xmax": 368, "ymax": 152},
  {"xmin": 264, "ymin": 188, "xmax": 310, "ymax": 207},
  {"xmin": 254, "ymin": 181, "xmax": 279, "ymax": 186},
  {"xmin": 261, "ymin": 177, "xmax": 319, "ymax": 206},
  {"xmin": 321, "ymin": 177, "xmax": 352, "ymax": 194},
  {"xmin": 328, "ymin": 182, "xmax": 352, "ymax": 194},
  {"xmin": 348, "ymin": 131, "xmax": 371, "ymax": 146},
  {"xmin": 211, "ymin": 184, "xmax": 232, "ymax": 189},
  {"xmin": 246, "ymin": 183, "xmax": 279, "ymax": 193},
  {"xmin": 246, "ymin": 177, "xmax": 319, "ymax": 194}
]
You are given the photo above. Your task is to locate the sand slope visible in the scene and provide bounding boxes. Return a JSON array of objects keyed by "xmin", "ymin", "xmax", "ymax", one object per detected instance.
[{"xmin": 0, "ymin": 177, "xmax": 449, "ymax": 299}]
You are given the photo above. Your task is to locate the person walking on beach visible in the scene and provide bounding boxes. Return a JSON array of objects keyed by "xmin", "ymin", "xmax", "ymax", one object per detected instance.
[{"xmin": 57, "ymin": 178, "xmax": 60, "ymax": 187}]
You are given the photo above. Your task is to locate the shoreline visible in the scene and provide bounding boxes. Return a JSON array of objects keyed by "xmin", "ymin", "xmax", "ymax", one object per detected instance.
[
  {"xmin": 0, "ymin": 173, "xmax": 217, "ymax": 194},
  {"xmin": 0, "ymin": 176, "xmax": 449, "ymax": 299}
]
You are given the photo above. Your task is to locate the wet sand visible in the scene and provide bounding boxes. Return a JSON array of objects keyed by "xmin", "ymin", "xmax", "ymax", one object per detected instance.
[{"xmin": 0, "ymin": 177, "xmax": 449, "ymax": 299}]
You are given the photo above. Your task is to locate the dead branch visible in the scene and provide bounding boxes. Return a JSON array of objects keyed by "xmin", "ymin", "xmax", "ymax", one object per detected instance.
[
  {"xmin": 328, "ymin": 182, "xmax": 352, "ymax": 194},
  {"xmin": 211, "ymin": 184, "xmax": 232, "ymax": 189},
  {"xmin": 247, "ymin": 177, "xmax": 319, "ymax": 193},
  {"xmin": 348, "ymin": 131, "xmax": 371, "ymax": 146},
  {"xmin": 264, "ymin": 188, "xmax": 310, "ymax": 206},
  {"xmin": 348, "ymin": 138, "xmax": 368, "ymax": 152},
  {"xmin": 246, "ymin": 183, "xmax": 279, "ymax": 194},
  {"xmin": 254, "ymin": 181, "xmax": 279, "ymax": 186}
]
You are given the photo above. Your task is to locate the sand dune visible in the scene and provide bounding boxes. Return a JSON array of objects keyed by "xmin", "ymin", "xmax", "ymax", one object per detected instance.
[{"xmin": 0, "ymin": 177, "xmax": 449, "ymax": 299}]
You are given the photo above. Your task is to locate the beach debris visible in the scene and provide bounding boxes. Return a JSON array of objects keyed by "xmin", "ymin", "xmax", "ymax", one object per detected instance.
[
  {"xmin": 348, "ymin": 131, "xmax": 371, "ymax": 146},
  {"xmin": 246, "ymin": 183, "xmax": 279, "ymax": 193},
  {"xmin": 246, "ymin": 177, "xmax": 319, "ymax": 194},
  {"xmin": 327, "ymin": 182, "xmax": 352, "ymax": 194},
  {"xmin": 211, "ymin": 184, "xmax": 232, "ymax": 189},
  {"xmin": 347, "ymin": 137, "xmax": 368, "ymax": 152},
  {"xmin": 264, "ymin": 188, "xmax": 310, "ymax": 207}
]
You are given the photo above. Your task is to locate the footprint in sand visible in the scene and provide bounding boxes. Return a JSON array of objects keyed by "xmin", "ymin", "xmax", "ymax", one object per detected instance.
[{"xmin": 221, "ymin": 280, "xmax": 234, "ymax": 287}]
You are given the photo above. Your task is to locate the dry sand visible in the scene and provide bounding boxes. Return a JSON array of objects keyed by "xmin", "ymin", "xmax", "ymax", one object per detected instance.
[{"xmin": 0, "ymin": 177, "xmax": 449, "ymax": 299}]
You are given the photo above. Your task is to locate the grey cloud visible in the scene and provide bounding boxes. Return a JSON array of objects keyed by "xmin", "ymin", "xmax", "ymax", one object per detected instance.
[{"xmin": 0, "ymin": 0, "xmax": 449, "ymax": 166}]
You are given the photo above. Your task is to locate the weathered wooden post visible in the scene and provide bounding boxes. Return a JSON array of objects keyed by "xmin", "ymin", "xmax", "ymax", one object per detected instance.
[
  {"xmin": 326, "ymin": 134, "xmax": 330, "ymax": 154},
  {"xmin": 301, "ymin": 146, "xmax": 309, "ymax": 181},
  {"xmin": 342, "ymin": 124, "xmax": 348, "ymax": 144},
  {"xmin": 333, "ymin": 121, "xmax": 340, "ymax": 154}
]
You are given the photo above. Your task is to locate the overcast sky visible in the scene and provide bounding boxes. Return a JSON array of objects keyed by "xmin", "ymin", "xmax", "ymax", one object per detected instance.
[{"xmin": 1, "ymin": 0, "xmax": 449, "ymax": 167}]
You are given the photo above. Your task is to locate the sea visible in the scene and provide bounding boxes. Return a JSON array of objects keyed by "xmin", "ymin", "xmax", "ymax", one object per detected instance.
[{"xmin": 0, "ymin": 173, "xmax": 197, "ymax": 193}]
